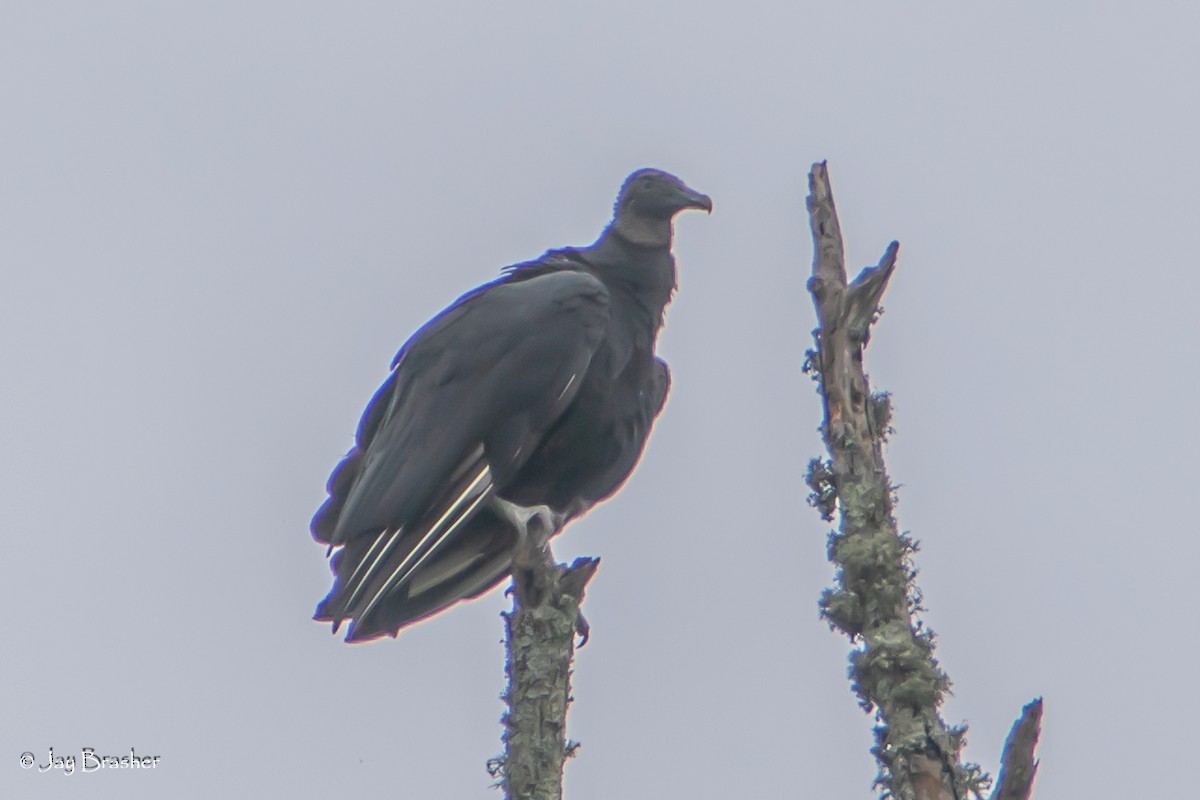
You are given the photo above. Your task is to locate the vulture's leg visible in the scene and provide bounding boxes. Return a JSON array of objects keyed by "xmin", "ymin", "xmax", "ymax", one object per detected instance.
[
  {"xmin": 493, "ymin": 495, "xmax": 564, "ymax": 606},
  {"xmin": 490, "ymin": 495, "xmax": 565, "ymax": 552}
]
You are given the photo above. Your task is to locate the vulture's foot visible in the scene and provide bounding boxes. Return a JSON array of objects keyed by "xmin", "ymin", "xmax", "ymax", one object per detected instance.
[{"xmin": 575, "ymin": 609, "xmax": 591, "ymax": 647}]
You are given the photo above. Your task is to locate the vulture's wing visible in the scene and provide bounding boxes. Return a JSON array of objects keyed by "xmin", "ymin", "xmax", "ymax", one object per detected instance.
[{"xmin": 312, "ymin": 268, "xmax": 609, "ymax": 637}]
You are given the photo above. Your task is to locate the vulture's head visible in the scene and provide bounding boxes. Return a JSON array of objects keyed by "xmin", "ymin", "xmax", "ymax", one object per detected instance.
[
  {"xmin": 616, "ymin": 168, "xmax": 712, "ymax": 220},
  {"xmin": 612, "ymin": 169, "xmax": 711, "ymax": 247}
]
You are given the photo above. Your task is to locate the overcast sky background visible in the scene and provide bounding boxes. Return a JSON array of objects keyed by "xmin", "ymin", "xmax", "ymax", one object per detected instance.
[{"xmin": 4, "ymin": 3, "xmax": 1198, "ymax": 798}]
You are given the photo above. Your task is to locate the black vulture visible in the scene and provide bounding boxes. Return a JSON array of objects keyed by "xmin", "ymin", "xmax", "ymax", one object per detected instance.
[{"xmin": 312, "ymin": 169, "xmax": 711, "ymax": 642}]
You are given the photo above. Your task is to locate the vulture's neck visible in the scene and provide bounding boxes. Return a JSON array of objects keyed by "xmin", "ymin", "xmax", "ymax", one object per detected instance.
[
  {"xmin": 584, "ymin": 224, "xmax": 677, "ymax": 332},
  {"xmin": 612, "ymin": 213, "xmax": 673, "ymax": 249}
]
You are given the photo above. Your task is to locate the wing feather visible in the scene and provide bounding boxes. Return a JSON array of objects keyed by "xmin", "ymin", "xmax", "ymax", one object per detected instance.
[{"xmin": 313, "ymin": 268, "xmax": 610, "ymax": 639}]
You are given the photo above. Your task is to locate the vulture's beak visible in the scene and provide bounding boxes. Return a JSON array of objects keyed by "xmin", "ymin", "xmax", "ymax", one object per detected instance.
[{"xmin": 680, "ymin": 186, "xmax": 713, "ymax": 214}]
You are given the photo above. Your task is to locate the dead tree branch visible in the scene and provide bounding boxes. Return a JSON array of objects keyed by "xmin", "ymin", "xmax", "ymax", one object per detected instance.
[
  {"xmin": 990, "ymin": 699, "xmax": 1043, "ymax": 800},
  {"xmin": 489, "ymin": 527, "xmax": 598, "ymax": 800},
  {"xmin": 802, "ymin": 161, "xmax": 1041, "ymax": 800}
]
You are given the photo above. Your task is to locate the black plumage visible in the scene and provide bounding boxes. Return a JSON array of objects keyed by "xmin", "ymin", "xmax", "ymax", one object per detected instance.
[{"xmin": 312, "ymin": 168, "xmax": 711, "ymax": 641}]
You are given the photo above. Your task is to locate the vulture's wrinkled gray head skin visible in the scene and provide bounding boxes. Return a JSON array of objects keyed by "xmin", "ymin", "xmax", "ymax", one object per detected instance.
[{"xmin": 611, "ymin": 168, "xmax": 711, "ymax": 247}]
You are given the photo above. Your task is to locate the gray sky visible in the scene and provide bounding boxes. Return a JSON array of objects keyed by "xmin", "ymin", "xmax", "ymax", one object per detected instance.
[{"xmin": 4, "ymin": 3, "xmax": 1197, "ymax": 798}]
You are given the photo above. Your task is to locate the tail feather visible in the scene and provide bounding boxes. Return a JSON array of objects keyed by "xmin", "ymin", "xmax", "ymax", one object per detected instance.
[
  {"xmin": 315, "ymin": 456, "xmax": 499, "ymax": 641},
  {"xmin": 338, "ymin": 508, "xmax": 517, "ymax": 641},
  {"xmin": 314, "ymin": 505, "xmax": 519, "ymax": 642}
]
